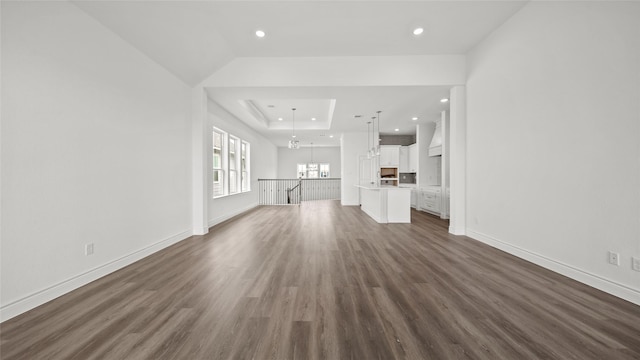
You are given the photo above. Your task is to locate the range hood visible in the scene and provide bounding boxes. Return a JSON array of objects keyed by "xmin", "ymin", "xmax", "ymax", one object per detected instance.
[{"xmin": 428, "ymin": 119, "xmax": 442, "ymax": 156}]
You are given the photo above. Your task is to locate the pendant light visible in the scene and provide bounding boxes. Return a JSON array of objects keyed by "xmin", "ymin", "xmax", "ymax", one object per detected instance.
[
  {"xmin": 288, "ymin": 108, "xmax": 299, "ymax": 149},
  {"xmin": 366, "ymin": 121, "xmax": 372, "ymax": 159},
  {"xmin": 370, "ymin": 116, "xmax": 377, "ymax": 157},
  {"xmin": 375, "ymin": 110, "xmax": 382, "ymax": 156}
]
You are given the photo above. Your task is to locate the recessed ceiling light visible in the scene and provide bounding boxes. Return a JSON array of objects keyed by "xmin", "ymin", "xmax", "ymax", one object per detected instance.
[
  {"xmin": 412, "ymin": 117, "xmax": 418, "ymax": 121},
  {"xmin": 440, "ymin": 98, "xmax": 449, "ymax": 103},
  {"xmin": 278, "ymin": 117, "xmax": 283, "ymax": 121},
  {"xmin": 413, "ymin": 27, "xmax": 424, "ymax": 36},
  {"xmin": 255, "ymin": 30, "xmax": 266, "ymax": 38},
  {"xmin": 329, "ymin": 135, "xmax": 334, "ymax": 138},
  {"xmin": 394, "ymin": 128, "xmax": 400, "ymax": 132},
  {"xmin": 311, "ymin": 117, "xmax": 316, "ymax": 121}
]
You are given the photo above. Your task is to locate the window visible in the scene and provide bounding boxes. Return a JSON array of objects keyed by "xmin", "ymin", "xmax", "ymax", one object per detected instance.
[
  {"xmin": 307, "ymin": 163, "xmax": 319, "ymax": 178},
  {"xmin": 320, "ymin": 164, "xmax": 330, "ymax": 178},
  {"xmin": 213, "ymin": 130, "xmax": 225, "ymax": 197},
  {"xmin": 213, "ymin": 128, "xmax": 250, "ymax": 198},
  {"xmin": 241, "ymin": 142, "xmax": 250, "ymax": 191},
  {"xmin": 296, "ymin": 163, "xmax": 329, "ymax": 178},
  {"xmin": 229, "ymin": 137, "xmax": 238, "ymax": 194},
  {"xmin": 297, "ymin": 164, "xmax": 307, "ymax": 178}
]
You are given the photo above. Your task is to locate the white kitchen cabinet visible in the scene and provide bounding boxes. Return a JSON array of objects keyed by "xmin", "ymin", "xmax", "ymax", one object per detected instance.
[
  {"xmin": 410, "ymin": 189, "xmax": 417, "ymax": 208},
  {"xmin": 418, "ymin": 188, "xmax": 441, "ymax": 215},
  {"xmin": 399, "ymin": 146, "xmax": 409, "ymax": 172},
  {"xmin": 379, "ymin": 145, "xmax": 400, "ymax": 167},
  {"xmin": 408, "ymin": 143, "xmax": 418, "ymax": 173}
]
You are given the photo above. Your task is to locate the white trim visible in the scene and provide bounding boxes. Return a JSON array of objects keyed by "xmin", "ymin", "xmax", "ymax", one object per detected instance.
[
  {"xmin": 449, "ymin": 86, "xmax": 466, "ymax": 235},
  {"xmin": 0, "ymin": 230, "xmax": 192, "ymax": 322},
  {"xmin": 208, "ymin": 202, "xmax": 258, "ymax": 228},
  {"xmin": 341, "ymin": 201, "xmax": 360, "ymax": 206},
  {"xmin": 361, "ymin": 206, "xmax": 384, "ymax": 224},
  {"xmin": 467, "ymin": 229, "xmax": 640, "ymax": 306},
  {"xmin": 449, "ymin": 226, "xmax": 466, "ymax": 236}
]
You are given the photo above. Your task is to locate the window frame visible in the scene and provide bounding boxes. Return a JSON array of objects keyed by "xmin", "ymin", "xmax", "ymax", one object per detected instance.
[
  {"xmin": 229, "ymin": 136, "xmax": 239, "ymax": 194},
  {"xmin": 241, "ymin": 141, "xmax": 250, "ymax": 192},
  {"xmin": 212, "ymin": 127, "xmax": 251, "ymax": 198},
  {"xmin": 213, "ymin": 128, "xmax": 226, "ymax": 198},
  {"xmin": 296, "ymin": 163, "xmax": 329, "ymax": 179}
]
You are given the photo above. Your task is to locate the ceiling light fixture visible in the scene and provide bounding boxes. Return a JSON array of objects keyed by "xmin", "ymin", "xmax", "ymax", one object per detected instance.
[
  {"xmin": 394, "ymin": 128, "xmax": 400, "ymax": 132},
  {"xmin": 329, "ymin": 135, "xmax": 334, "ymax": 138},
  {"xmin": 288, "ymin": 108, "xmax": 299, "ymax": 149},
  {"xmin": 440, "ymin": 98, "xmax": 449, "ymax": 103},
  {"xmin": 412, "ymin": 117, "xmax": 418, "ymax": 121},
  {"xmin": 311, "ymin": 117, "xmax": 316, "ymax": 121},
  {"xmin": 278, "ymin": 117, "xmax": 283, "ymax": 121},
  {"xmin": 413, "ymin": 27, "xmax": 424, "ymax": 36},
  {"xmin": 255, "ymin": 30, "xmax": 266, "ymax": 38}
]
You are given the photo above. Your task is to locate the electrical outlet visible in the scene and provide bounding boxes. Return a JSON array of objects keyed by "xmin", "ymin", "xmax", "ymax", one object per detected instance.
[
  {"xmin": 608, "ymin": 251, "xmax": 620, "ymax": 266},
  {"xmin": 85, "ymin": 243, "xmax": 94, "ymax": 256},
  {"xmin": 632, "ymin": 257, "xmax": 640, "ymax": 272}
]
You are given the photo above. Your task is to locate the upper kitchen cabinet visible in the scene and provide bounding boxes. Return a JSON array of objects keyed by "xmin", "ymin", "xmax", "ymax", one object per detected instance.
[
  {"xmin": 400, "ymin": 144, "xmax": 418, "ymax": 173},
  {"xmin": 379, "ymin": 145, "xmax": 400, "ymax": 167},
  {"xmin": 408, "ymin": 143, "xmax": 418, "ymax": 173}
]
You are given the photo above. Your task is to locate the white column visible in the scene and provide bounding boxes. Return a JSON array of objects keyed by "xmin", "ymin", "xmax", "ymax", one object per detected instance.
[
  {"xmin": 449, "ymin": 86, "xmax": 466, "ymax": 235},
  {"xmin": 440, "ymin": 110, "xmax": 448, "ymax": 219},
  {"xmin": 191, "ymin": 86, "xmax": 208, "ymax": 235}
]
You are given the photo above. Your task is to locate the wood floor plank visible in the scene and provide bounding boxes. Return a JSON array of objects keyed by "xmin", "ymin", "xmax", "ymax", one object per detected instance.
[{"xmin": 1, "ymin": 200, "xmax": 639, "ymax": 359}]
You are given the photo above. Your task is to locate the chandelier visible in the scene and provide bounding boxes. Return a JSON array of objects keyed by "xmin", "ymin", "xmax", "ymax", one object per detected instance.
[
  {"xmin": 366, "ymin": 120, "xmax": 372, "ymax": 159},
  {"xmin": 369, "ymin": 116, "xmax": 377, "ymax": 157},
  {"xmin": 367, "ymin": 111, "xmax": 382, "ymax": 157},
  {"xmin": 288, "ymin": 107, "xmax": 299, "ymax": 149}
]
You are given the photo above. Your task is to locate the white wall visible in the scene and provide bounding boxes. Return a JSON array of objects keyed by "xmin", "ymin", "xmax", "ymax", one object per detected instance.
[
  {"xmin": 1, "ymin": 2, "xmax": 192, "ymax": 320},
  {"xmin": 277, "ymin": 147, "xmax": 341, "ymax": 178},
  {"xmin": 417, "ymin": 123, "xmax": 441, "ymax": 186},
  {"xmin": 204, "ymin": 55, "xmax": 466, "ymax": 87},
  {"xmin": 466, "ymin": 1, "xmax": 640, "ymax": 303},
  {"xmin": 207, "ymin": 100, "xmax": 278, "ymax": 227}
]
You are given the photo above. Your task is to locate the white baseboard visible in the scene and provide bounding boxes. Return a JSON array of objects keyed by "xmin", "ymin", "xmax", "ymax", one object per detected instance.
[
  {"xmin": 208, "ymin": 202, "xmax": 258, "ymax": 228},
  {"xmin": 466, "ymin": 229, "xmax": 640, "ymax": 306},
  {"xmin": 361, "ymin": 207, "xmax": 384, "ymax": 224},
  {"xmin": 192, "ymin": 226, "xmax": 209, "ymax": 236},
  {"xmin": 449, "ymin": 226, "xmax": 466, "ymax": 235},
  {"xmin": 0, "ymin": 230, "xmax": 192, "ymax": 322}
]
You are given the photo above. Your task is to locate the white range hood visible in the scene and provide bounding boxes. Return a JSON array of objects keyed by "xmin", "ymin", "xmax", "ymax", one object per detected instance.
[{"xmin": 428, "ymin": 119, "xmax": 442, "ymax": 156}]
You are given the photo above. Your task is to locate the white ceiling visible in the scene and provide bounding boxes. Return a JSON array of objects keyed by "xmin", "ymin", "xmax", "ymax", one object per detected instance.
[
  {"xmin": 73, "ymin": 0, "xmax": 528, "ymax": 147},
  {"xmin": 206, "ymin": 86, "xmax": 451, "ymax": 147}
]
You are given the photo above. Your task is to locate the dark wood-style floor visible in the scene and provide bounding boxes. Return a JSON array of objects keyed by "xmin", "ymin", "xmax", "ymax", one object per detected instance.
[{"xmin": 1, "ymin": 200, "xmax": 639, "ymax": 359}]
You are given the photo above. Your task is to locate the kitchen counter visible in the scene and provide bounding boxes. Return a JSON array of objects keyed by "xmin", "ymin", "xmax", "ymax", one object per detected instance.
[{"xmin": 355, "ymin": 185, "xmax": 411, "ymax": 223}]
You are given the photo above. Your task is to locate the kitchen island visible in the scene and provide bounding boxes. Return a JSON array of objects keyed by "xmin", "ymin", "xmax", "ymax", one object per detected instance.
[{"xmin": 356, "ymin": 185, "xmax": 411, "ymax": 223}]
